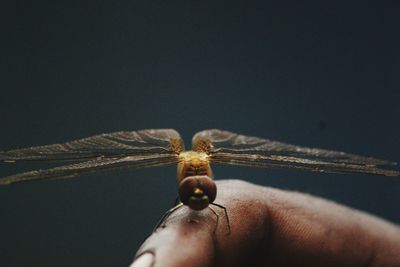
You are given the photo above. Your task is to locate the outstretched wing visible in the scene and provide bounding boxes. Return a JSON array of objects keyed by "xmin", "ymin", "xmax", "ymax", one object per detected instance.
[
  {"xmin": 0, "ymin": 155, "xmax": 177, "ymax": 185},
  {"xmin": 1, "ymin": 129, "xmax": 183, "ymax": 162},
  {"xmin": 0, "ymin": 129, "xmax": 183, "ymax": 184},
  {"xmin": 192, "ymin": 129, "xmax": 400, "ymax": 177}
]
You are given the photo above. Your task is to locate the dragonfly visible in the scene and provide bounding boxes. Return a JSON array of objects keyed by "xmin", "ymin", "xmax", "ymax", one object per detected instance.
[{"xmin": 1, "ymin": 129, "xmax": 399, "ymax": 232}]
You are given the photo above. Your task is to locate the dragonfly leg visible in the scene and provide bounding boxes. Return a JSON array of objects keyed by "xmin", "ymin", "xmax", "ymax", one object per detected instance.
[
  {"xmin": 153, "ymin": 203, "xmax": 184, "ymax": 232},
  {"xmin": 207, "ymin": 205, "xmax": 219, "ymax": 234},
  {"xmin": 173, "ymin": 195, "xmax": 181, "ymax": 206},
  {"xmin": 210, "ymin": 202, "xmax": 230, "ymax": 235}
]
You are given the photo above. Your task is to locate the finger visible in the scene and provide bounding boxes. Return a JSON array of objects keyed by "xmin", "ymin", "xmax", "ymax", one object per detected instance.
[
  {"xmin": 132, "ymin": 179, "xmax": 400, "ymax": 267},
  {"xmin": 131, "ymin": 180, "xmax": 270, "ymax": 267},
  {"xmin": 132, "ymin": 206, "xmax": 217, "ymax": 267}
]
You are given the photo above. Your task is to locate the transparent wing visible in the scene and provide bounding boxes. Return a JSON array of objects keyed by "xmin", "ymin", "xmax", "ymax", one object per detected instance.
[
  {"xmin": 0, "ymin": 129, "xmax": 183, "ymax": 162},
  {"xmin": 0, "ymin": 154, "xmax": 178, "ymax": 185},
  {"xmin": 192, "ymin": 129, "xmax": 400, "ymax": 177},
  {"xmin": 0, "ymin": 129, "xmax": 183, "ymax": 185}
]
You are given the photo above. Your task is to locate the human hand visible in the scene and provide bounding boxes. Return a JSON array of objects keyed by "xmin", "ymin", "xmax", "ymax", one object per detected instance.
[{"xmin": 131, "ymin": 179, "xmax": 400, "ymax": 267}]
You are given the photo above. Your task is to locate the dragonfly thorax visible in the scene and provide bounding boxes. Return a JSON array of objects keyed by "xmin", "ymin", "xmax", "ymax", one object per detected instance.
[{"xmin": 177, "ymin": 151, "xmax": 212, "ymax": 182}]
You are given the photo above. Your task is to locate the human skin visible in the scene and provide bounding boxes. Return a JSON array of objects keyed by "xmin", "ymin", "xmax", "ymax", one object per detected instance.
[{"xmin": 132, "ymin": 179, "xmax": 400, "ymax": 267}]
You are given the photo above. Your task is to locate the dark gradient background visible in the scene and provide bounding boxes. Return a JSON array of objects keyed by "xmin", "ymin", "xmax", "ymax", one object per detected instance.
[{"xmin": 0, "ymin": 1, "xmax": 399, "ymax": 266}]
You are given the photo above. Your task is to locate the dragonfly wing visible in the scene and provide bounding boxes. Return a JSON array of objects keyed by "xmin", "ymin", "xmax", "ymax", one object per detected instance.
[
  {"xmin": 0, "ymin": 129, "xmax": 183, "ymax": 162},
  {"xmin": 0, "ymin": 154, "xmax": 178, "ymax": 185},
  {"xmin": 0, "ymin": 129, "xmax": 183, "ymax": 185},
  {"xmin": 192, "ymin": 129, "xmax": 400, "ymax": 177}
]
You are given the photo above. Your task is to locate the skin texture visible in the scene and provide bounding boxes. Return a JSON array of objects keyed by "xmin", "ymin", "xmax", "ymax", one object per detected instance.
[{"xmin": 133, "ymin": 179, "xmax": 400, "ymax": 267}]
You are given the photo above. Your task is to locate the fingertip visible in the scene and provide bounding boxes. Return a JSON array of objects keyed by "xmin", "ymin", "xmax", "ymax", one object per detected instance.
[
  {"xmin": 130, "ymin": 252, "xmax": 154, "ymax": 267},
  {"xmin": 134, "ymin": 212, "xmax": 217, "ymax": 267}
]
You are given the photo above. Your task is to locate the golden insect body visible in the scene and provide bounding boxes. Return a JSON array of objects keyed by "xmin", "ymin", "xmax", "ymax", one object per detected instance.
[{"xmin": 175, "ymin": 151, "xmax": 216, "ymax": 216}]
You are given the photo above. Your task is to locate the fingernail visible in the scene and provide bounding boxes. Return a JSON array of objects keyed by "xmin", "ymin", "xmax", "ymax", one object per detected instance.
[{"xmin": 130, "ymin": 252, "xmax": 154, "ymax": 267}]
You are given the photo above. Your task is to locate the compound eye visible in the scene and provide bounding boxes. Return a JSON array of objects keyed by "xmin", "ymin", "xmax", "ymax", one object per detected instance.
[{"xmin": 178, "ymin": 176, "xmax": 217, "ymax": 210}]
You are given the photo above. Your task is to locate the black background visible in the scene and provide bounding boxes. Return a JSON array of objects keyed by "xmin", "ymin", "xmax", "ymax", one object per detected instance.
[{"xmin": 0, "ymin": 1, "xmax": 399, "ymax": 266}]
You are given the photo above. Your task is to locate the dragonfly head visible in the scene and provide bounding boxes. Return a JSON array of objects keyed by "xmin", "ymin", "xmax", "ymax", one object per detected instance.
[{"xmin": 178, "ymin": 175, "xmax": 216, "ymax": 211}]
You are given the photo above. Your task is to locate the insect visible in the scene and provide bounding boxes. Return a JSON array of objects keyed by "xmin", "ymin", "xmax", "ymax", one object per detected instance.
[{"xmin": 1, "ymin": 129, "xmax": 399, "ymax": 232}]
